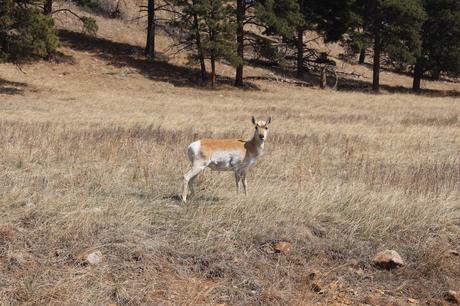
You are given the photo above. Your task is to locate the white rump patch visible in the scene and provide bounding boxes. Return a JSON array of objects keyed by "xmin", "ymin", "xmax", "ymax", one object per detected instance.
[{"xmin": 187, "ymin": 140, "xmax": 201, "ymax": 161}]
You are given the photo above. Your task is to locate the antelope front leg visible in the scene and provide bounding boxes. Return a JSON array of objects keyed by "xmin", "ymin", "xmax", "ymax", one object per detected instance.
[
  {"xmin": 234, "ymin": 171, "xmax": 241, "ymax": 194},
  {"xmin": 242, "ymin": 172, "xmax": 248, "ymax": 196}
]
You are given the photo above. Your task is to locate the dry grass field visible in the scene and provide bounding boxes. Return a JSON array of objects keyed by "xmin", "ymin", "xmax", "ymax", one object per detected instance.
[{"xmin": 1, "ymin": 4, "xmax": 460, "ymax": 305}]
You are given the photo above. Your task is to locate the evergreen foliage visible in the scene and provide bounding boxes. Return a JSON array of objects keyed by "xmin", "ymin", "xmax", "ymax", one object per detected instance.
[
  {"xmin": 350, "ymin": 0, "xmax": 426, "ymax": 92},
  {"xmin": 255, "ymin": 0, "xmax": 301, "ymax": 38},
  {"xmin": 0, "ymin": 0, "xmax": 458, "ymax": 90},
  {"xmin": 303, "ymin": 0, "xmax": 353, "ymax": 42},
  {"xmin": 0, "ymin": 0, "xmax": 59, "ymax": 62},
  {"xmin": 379, "ymin": 0, "xmax": 425, "ymax": 64},
  {"xmin": 80, "ymin": 16, "xmax": 98, "ymax": 34},
  {"xmin": 199, "ymin": 0, "xmax": 240, "ymax": 85},
  {"xmin": 413, "ymin": 0, "xmax": 460, "ymax": 91},
  {"xmin": 341, "ymin": 8, "xmax": 372, "ymax": 62},
  {"xmin": 292, "ymin": 0, "xmax": 353, "ymax": 77},
  {"xmin": 233, "ymin": 0, "xmax": 301, "ymax": 86}
]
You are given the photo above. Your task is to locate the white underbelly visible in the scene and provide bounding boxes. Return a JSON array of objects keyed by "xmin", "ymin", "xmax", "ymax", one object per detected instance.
[{"xmin": 208, "ymin": 151, "xmax": 244, "ymax": 171}]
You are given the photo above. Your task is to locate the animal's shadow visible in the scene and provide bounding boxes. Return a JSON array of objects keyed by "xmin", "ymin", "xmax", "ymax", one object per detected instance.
[{"xmin": 162, "ymin": 194, "xmax": 221, "ymax": 205}]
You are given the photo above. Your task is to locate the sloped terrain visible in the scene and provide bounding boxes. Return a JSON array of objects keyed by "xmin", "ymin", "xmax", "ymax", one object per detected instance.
[{"xmin": 0, "ymin": 2, "xmax": 459, "ymax": 305}]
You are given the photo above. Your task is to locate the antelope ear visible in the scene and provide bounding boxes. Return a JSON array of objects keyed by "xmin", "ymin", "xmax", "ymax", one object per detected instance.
[
  {"xmin": 251, "ymin": 116, "xmax": 256, "ymax": 125},
  {"xmin": 266, "ymin": 116, "xmax": 272, "ymax": 125}
]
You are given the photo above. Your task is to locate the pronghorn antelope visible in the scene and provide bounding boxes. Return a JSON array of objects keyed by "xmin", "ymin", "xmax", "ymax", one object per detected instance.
[{"xmin": 182, "ymin": 116, "xmax": 272, "ymax": 203}]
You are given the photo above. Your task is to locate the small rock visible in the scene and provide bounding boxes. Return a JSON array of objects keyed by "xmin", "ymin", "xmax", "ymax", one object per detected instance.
[
  {"xmin": 407, "ymin": 298, "xmax": 418, "ymax": 304},
  {"xmin": 374, "ymin": 289, "xmax": 385, "ymax": 295},
  {"xmin": 372, "ymin": 250, "xmax": 404, "ymax": 269},
  {"xmin": 348, "ymin": 289, "xmax": 357, "ymax": 296},
  {"xmin": 131, "ymin": 250, "xmax": 144, "ymax": 262},
  {"xmin": 0, "ymin": 224, "xmax": 14, "ymax": 242},
  {"xmin": 87, "ymin": 251, "xmax": 103, "ymax": 265},
  {"xmin": 273, "ymin": 241, "xmax": 291, "ymax": 253},
  {"xmin": 445, "ymin": 290, "xmax": 459, "ymax": 304},
  {"xmin": 308, "ymin": 270, "xmax": 317, "ymax": 280},
  {"xmin": 311, "ymin": 282, "xmax": 323, "ymax": 294}
]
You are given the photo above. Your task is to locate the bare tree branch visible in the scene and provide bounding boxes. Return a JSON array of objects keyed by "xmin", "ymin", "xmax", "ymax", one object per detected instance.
[
  {"xmin": 52, "ymin": 8, "xmax": 83, "ymax": 19},
  {"xmin": 15, "ymin": 63, "xmax": 26, "ymax": 74}
]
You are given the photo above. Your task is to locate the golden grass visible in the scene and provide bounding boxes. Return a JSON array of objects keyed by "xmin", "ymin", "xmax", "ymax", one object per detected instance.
[
  {"xmin": 1, "ymin": 63, "xmax": 459, "ymax": 303},
  {"xmin": 0, "ymin": 11, "xmax": 459, "ymax": 303}
]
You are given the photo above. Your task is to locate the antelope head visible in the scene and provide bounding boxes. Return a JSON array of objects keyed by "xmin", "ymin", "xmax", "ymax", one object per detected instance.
[{"xmin": 251, "ymin": 116, "xmax": 272, "ymax": 142}]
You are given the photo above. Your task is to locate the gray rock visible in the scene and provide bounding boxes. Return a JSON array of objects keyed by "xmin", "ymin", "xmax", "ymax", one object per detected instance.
[
  {"xmin": 372, "ymin": 250, "xmax": 404, "ymax": 269},
  {"xmin": 85, "ymin": 251, "xmax": 103, "ymax": 265}
]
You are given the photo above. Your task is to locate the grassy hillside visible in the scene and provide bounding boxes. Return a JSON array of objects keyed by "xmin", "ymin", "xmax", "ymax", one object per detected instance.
[{"xmin": 0, "ymin": 2, "xmax": 459, "ymax": 305}]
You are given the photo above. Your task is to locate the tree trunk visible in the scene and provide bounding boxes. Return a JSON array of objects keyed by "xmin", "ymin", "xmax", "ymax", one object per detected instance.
[
  {"xmin": 296, "ymin": 27, "xmax": 304, "ymax": 78},
  {"xmin": 358, "ymin": 48, "xmax": 366, "ymax": 64},
  {"xmin": 144, "ymin": 0, "xmax": 155, "ymax": 58},
  {"xmin": 209, "ymin": 20, "xmax": 216, "ymax": 87},
  {"xmin": 43, "ymin": 0, "xmax": 52, "ymax": 15},
  {"xmin": 320, "ymin": 66, "xmax": 326, "ymax": 89},
  {"xmin": 431, "ymin": 68, "xmax": 441, "ymax": 80},
  {"xmin": 412, "ymin": 58, "xmax": 423, "ymax": 92},
  {"xmin": 193, "ymin": 12, "xmax": 207, "ymax": 82},
  {"xmin": 234, "ymin": 0, "xmax": 244, "ymax": 87},
  {"xmin": 211, "ymin": 57, "xmax": 216, "ymax": 87},
  {"xmin": 372, "ymin": 24, "xmax": 381, "ymax": 93}
]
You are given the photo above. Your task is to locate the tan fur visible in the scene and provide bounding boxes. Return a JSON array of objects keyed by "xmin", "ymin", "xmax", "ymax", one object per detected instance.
[
  {"xmin": 200, "ymin": 139, "xmax": 247, "ymax": 158},
  {"xmin": 181, "ymin": 116, "xmax": 271, "ymax": 202}
]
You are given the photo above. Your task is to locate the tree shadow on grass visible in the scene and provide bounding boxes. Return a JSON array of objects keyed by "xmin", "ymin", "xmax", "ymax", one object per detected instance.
[
  {"xmin": 248, "ymin": 59, "xmax": 460, "ymax": 97},
  {"xmin": 58, "ymin": 30, "xmax": 260, "ymax": 90},
  {"xmin": 327, "ymin": 59, "xmax": 460, "ymax": 97},
  {"xmin": 58, "ymin": 30, "xmax": 457, "ymax": 96},
  {"xmin": 0, "ymin": 78, "xmax": 28, "ymax": 95},
  {"xmin": 336, "ymin": 75, "xmax": 460, "ymax": 97}
]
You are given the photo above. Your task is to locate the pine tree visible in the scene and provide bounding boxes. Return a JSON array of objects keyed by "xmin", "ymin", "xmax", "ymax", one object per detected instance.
[
  {"xmin": 234, "ymin": 0, "xmax": 244, "ymax": 86},
  {"xmin": 171, "ymin": 0, "xmax": 239, "ymax": 86},
  {"xmin": 193, "ymin": 9, "xmax": 207, "ymax": 80},
  {"xmin": 294, "ymin": 0, "xmax": 353, "ymax": 77},
  {"xmin": 199, "ymin": 0, "xmax": 239, "ymax": 86},
  {"xmin": 255, "ymin": 0, "xmax": 302, "ymax": 54},
  {"xmin": 171, "ymin": 0, "xmax": 211, "ymax": 82},
  {"xmin": 352, "ymin": 0, "xmax": 425, "ymax": 92},
  {"xmin": 342, "ymin": 10, "xmax": 372, "ymax": 65},
  {"xmin": 141, "ymin": 0, "xmax": 177, "ymax": 59},
  {"xmin": 0, "ymin": 0, "xmax": 59, "ymax": 62},
  {"xmin": 234, "ymin": 0, "xmax": 301, "ymax": 86},
  {"xmin": 145, "ymin": 0, "xmax": 155, "ymax": 58},
  {"xmin": 412, "ymin": 0, "xmax": 460, "ymax": 92}
]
